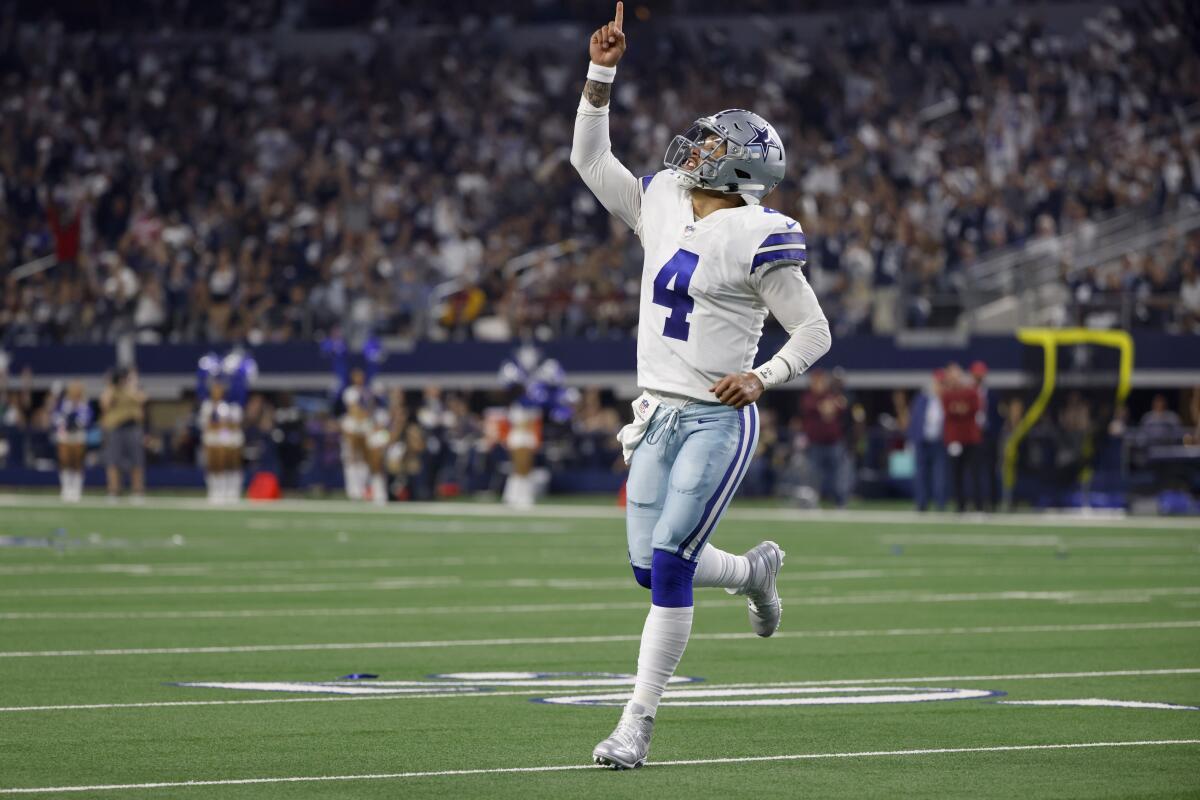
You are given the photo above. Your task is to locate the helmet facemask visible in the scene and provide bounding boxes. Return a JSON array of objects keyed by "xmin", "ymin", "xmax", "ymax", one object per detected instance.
[
  {"xmin": 662, "ymin": 110, "xmax": 785, "ymax": 204},
  {"xmin": 664, "ymin": 122, "xmax": 748, "ymax": 192}
]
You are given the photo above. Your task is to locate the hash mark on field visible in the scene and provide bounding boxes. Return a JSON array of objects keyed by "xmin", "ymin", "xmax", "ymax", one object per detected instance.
[
  {"xmin": 3, "ymin": 667, "xmax": 1197, "ymax": 714},
  {"xmin": 0, "ymin": 741, "xmax": 1196, "ymax": 793},
  {"xmin": 1, "ymin": 621, "xmax": 1197, "ymax": 658}
]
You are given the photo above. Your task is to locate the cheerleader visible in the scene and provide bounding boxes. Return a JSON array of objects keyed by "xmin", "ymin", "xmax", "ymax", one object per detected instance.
[
  {"xmin": 365, "ymin": 403, "xmax": 393, "ymax": 505},
  {"xmin": 198, "ymin": 380, "xmax": 244, "ymax": 504},
  {"xmin": 53, "ymin": 381, "xmax": 91, "ymax": 502},
  {"xmin": 340, "ymin": 368, "xmax": 374, "ymax": 500},
  {"xmin": 498, "ymin": 348, "xmax": 578, "ymax": 509}
]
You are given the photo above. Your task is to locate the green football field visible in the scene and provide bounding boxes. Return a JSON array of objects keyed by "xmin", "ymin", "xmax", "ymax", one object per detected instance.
[{"xmin": 0, "ymin": 495, "xmax": 1198, "ymax": 798}]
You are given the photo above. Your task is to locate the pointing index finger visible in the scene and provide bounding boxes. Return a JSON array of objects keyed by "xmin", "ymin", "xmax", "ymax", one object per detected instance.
[{"xmin": 614, "ymin": 1, "xmax": 624, "ymax": 32}]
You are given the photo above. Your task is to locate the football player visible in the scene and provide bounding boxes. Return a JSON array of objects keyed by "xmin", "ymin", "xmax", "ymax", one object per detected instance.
[{"xmin": 572, "ymin": 2, "xmax": 832, "ymax": 769}]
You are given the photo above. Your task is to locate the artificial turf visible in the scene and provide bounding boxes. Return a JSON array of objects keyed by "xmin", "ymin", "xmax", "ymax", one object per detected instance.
[{"xmin": 0, "ymin": 496, "xmax": 1197, "ymax": 798}]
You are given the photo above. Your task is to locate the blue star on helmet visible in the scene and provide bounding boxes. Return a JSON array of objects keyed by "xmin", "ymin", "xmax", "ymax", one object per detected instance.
[{"xmin": 746, "ymin": 124, "xmax": 781, "ymax": 160}]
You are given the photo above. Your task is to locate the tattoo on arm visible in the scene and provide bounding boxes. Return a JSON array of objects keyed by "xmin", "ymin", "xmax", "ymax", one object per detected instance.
[{"xmin": 583, "ymin": 79, "xmax": 612, "ymax": 108}]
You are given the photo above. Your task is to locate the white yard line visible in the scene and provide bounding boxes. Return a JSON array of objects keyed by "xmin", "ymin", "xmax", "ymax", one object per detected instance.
[
  {"xmin": 3, "ymin": 667, "xmax": 1197, "ymax": 714},
  {"xmin": 2, "ymin": 554, "xmax": 1191, "ymax": 578},
  {"xmin": 4, "ymin": 588, "xmax": 1200, "ymax": 622},
  {"xmin": 0, "ymin": 740, "xmax": 1197, "ymax": 794},
  {"xmin": 0, "ymin": 601, "xmax": 661, "ymax": 621},
  {"xmin": 1, "ymin": 620, "xmax": 1196, "ymax": 659},
  {"xmin": 878, "ymin": 533, "xmax": 1189, "ymax": 549},
  {"xmin": 0, "ymin": 554, "xmax": 611, "ymax": 576},
  {"xmin": 0, "ymin": 578, "xmax": 463, "ymax": 598},
  {"xmin": 2, "ymin": 493, "xmax": 1198, "ymax": 530}
]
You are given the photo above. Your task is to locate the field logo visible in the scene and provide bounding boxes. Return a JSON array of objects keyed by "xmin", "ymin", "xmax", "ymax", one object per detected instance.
[
  {"xmin": 174, "ymin": 671, "xmax": 1010, "ymax": 708},
  {"xmin": 173, "ymin": 672, "xmax": 703, "ymax": 697},
  {"xmin": 535, "ymin": 686, "xmax": 1004, "ymax": 707}
]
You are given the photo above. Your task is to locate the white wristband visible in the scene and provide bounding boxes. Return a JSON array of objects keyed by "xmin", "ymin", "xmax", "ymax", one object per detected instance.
[
  {"xmin": 752, "ymin": 358, "xmax": 791, "ymax": 390},
  {"xmin": 587, "ymin": 62, "xmax": 616, "ymax": 83}
]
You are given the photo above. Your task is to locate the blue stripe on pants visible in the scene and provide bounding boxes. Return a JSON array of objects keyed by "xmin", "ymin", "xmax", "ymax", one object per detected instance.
[{"xmin": 680, "ymin": 404, "xmax": 757, "ymax": 560}]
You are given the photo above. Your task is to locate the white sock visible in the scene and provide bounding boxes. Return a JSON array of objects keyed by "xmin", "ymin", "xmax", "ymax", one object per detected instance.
[
  {"xmin": 225, "ymin": 471, "xmax": 240, "ymax": 502},
  {"xmin": 206, "ymin": 472, "xmax": 217, "ymax": 502},
  {"xmin": 344, "ymin": 464, "xmax": 360, "ymax": 499},
  {"xmin": 69, "ymin": 471, "xmax": 83, "ymax": 501},
  {"xmin": 59, "ymin": 471, "xmax": 69, "ymax": 500},
  {"xmin": 693, "ymin": 545, "xmax": 751, "ymax": 591},
  {"xmin": 355, "ymin": 463, "xmax": 369, "ymax": 499},
  {"xmin": 520, "ymin": 473, "xmax": 537, "ymax": 507},
  {"xmin": 629, "ymin": 605, "xmax": 694, "ymax": 716},
  {"xmin": 371, "ymin": 474, "xmax": 387, "ymax": 505},
  {"xmin": 503, "ymin": 474, "xmax": 521, "ymax": 507},
  {"xmin": 505, "ymin": 474, "xmax": 535, "ymax": 508}
]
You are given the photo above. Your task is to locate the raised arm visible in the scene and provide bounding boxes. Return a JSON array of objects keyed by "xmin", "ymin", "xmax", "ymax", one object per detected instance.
[{"xmin": 569, "ymin": 2, "xmax": 642, "ymax": 233}]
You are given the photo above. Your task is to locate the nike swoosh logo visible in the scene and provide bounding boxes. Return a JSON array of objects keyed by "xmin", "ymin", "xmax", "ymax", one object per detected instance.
[
  {"xmin": 696, "ymin": 418, "xmax": 722, "ymax": 424},
  {"xmin": 785, "ymin": 221, "xmax": 797, "ymax": 229}
]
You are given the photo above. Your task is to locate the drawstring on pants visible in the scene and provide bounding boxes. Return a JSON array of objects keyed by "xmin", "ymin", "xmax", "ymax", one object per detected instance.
[{"xmin": 645, "ymin": 406, "xmax": 682, "ymax": 447}]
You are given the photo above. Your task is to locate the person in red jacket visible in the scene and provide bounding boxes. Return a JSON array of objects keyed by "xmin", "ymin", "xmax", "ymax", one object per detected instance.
[{"xmin": 941, "ymin": 362, "xmax": 983, "ymax": 512}]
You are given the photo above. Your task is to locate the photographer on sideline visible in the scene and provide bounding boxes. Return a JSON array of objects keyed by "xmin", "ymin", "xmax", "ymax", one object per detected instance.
[{"xmin": 100, "ymin": 367, "xmax": 147, "ymax": 501}]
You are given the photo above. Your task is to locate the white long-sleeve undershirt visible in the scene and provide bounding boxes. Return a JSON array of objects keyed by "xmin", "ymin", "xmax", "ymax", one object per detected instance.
[
  {"xmin": 569, "ymin": 96, "xmax": 642, "ymax": 235},
  {"xmin": 752, "ymin": 265, "xmax": 832, "ymax": 387}
]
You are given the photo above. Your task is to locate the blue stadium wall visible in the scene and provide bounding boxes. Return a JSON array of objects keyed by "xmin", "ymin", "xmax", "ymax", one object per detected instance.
[{"xmin": 9, "ymin": 333, "xmax": 1199, "ymax": 394}]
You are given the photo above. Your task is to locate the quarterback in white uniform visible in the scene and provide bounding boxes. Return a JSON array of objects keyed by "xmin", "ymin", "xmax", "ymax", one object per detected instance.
[{"xmin": 571, "ymin": 2, "xmax": 831, "ymax": 770}]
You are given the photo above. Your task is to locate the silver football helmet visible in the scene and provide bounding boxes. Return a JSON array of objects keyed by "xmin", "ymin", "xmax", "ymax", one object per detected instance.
[{"xmin": 663, "ymin": 109, "xmax": 785, "ymax": 204}]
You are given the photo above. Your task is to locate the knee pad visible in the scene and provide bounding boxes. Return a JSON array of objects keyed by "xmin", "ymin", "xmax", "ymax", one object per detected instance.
[
  {"xmin": 630, "ymin": 565, "xmax": 652, "ymax": 590},
  {"xmin": 650, "ymin": 549, "xmax": 697, "ymax": 608}
]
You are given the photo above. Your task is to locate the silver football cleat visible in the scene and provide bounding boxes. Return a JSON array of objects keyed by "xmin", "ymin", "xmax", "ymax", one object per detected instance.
[
  {"xmin": 592, "ymin": 702, "xmax": 655, "ymax": 769},
  {"xmin": 727, "ymin": 540, "xmax": 785, "ymax": 637}
]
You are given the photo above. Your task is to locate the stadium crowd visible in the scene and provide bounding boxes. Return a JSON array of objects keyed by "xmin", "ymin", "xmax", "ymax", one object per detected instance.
[{"xmin": 2, "ymin": 2, "xmax": 1198, "ymax": 347}]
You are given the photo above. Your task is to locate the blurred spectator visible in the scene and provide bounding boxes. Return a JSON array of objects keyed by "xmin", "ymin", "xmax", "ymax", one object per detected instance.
[
  {"xmin": 971, "ymin": 361, "xmax": 1000, "ymax": 511},
  {"xmin": 1187, "ymin": 388, "xmax": 1200, "ymax": 446},
  {"xmin": 271, "ymin": 393, "xmax": 306, "ymax": 489},
  {"xmin": 941, "ymin": 362, "xmax": 983, "ymax": 513},
  {"xmin": 1181, "ymin": 262, "xmax": 1200, "ymax": 334},
  {"xmin": 907, "ymin": 369, "xmax": 946, "ymax": 512},
  {"xmin": 1137, "ymin": 394, "xmax": 1185, "ymax": 447},
  {"xmin": 1, "ymin": 3, "xmax": 1197, "ymax": 344},
  {"xmin": 800, "ymin": 369, "xmax": 848, "ymax": 507}
]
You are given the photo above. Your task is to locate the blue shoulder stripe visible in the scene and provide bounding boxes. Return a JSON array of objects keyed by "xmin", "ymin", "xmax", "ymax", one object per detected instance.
[
  {"xmin": 751, "ymin": 248, "xmax": 807, "ymax": 272},
  {"xmin": 640, "ymin": 175, "xmax": 653, "ymax": 192},
  {"xmin": 758, "ymin": 232, "xmax": 807, "ymax": 249}
]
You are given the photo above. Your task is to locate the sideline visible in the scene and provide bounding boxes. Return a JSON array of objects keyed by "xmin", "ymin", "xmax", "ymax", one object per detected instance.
[{"xmin": 2, "ymin": 494, "xmax": 1199, "ymax": 530}]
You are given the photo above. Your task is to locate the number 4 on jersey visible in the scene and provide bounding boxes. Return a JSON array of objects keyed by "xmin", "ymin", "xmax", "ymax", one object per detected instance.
[{"xmin": 652, "ymin": 249, "xmax": 698, "ymax": 341}]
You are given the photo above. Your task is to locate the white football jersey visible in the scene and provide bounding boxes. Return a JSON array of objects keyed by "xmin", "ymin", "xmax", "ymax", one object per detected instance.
[
  {"xmin": 572, "ymin": 97, "xmax": 830, "ymax": 402},
  {"xmin": 634, "ymin": 170, "xmax": 809, "ymax": 400}
]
